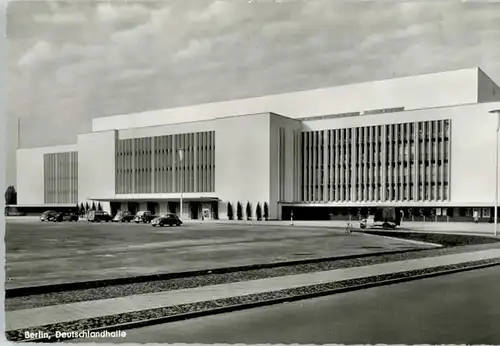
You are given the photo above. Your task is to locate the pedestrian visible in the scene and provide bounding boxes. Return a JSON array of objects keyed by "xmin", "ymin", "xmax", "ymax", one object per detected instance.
[{"xmin": 473, "ymin": 210, "xmax": 479, "ymax": 224}]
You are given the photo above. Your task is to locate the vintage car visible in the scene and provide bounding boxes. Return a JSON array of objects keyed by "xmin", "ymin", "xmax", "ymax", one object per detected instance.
[
  {"xmin": 133, "ymin": 210, "xmax": 158, "ymax": 223},
  {"xmin": 52, "ymin": 211, "xmax": 79, "ymax": 222},
  {"xmin": 112, "ymin": 211, "xmax": 135, "ymax": 223},
  {"xmin": 87, "ymin": 210, "xmax": 113, "ymax": 222},
  {"xmin": 151, "ymin": 213, "xmax": 183, "ymax": 227},
  {"xmin": 360, "ymin": 207, "xmax": 401, "ymax": 230},
  {"xmin": 40, "ymin": 210, "xmax": 58, "ymax": 221}
]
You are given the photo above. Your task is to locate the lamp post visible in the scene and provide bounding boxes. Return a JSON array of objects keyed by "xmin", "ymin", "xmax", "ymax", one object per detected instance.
[
  {"xmin": 490, "ymin": 110, "xmax": 500, "ymax": 237},
  {"xmin": 178, "ymin": 148, "xmax": 184, "ymax": 220}
]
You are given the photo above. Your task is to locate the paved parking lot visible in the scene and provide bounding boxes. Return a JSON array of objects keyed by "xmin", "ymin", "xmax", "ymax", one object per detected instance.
[{"xmin": 5, "ymin": 219, "xmax": 431, "ymax": 288}]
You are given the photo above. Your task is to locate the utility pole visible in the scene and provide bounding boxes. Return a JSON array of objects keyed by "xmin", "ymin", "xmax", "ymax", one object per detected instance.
[
  {"xmin": 178, "ymin": 148, "xmax": 184, "ymax": 220},
  {"xmin": 489, "ymin": 110, "xmax": 500, "ymax": 237}
]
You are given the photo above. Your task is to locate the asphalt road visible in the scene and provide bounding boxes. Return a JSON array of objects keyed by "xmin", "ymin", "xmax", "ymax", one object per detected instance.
[
  {"xmin": 85, "ymin": 266, "xmax": 500, "ymax": 345},
  {"xmin": 5, "ymin": 220, "xmax": 427, "ymax": 288}
]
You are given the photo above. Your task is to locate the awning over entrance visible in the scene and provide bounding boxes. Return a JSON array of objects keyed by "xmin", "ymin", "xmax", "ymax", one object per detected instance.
[{"xmin": 89, "ymin": 194, "xmax": 220, "ymax": 203}]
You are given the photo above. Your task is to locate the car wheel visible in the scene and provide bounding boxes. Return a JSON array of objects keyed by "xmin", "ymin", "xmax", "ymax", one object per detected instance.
[
  {"xmin": 176, "ymin": 222, "xmax": 181, "ymax": 226},
  {"xmin": 152, "ymin": 224, "xmax": 156, "ymax": 227},
  {"xmin": 160, "ymin": 223, "xmax": 164, "ymax": 227}
]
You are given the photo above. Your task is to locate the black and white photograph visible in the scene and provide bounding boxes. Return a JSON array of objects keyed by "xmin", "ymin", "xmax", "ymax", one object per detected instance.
[{"xmin": 4, "ymin": 0, "xmax": 500, "ymax": 344}]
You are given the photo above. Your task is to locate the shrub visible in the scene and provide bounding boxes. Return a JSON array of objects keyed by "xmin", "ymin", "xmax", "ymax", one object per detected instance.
[
  {"xmin": 227, "ymin": 202, "xmax": 234, "ymax": 220},
  {"xmin": 256, "ymin": 203, "xmax": 262, "ymax": 221},
  {"xmin": 4, "ymin": 185, "xmax": 17, "ymax": 205},
  {"xmin": 263, "ymin": 202, "xmax": 269, "ymax": 221},
  {"xmin": 246, "ymin": 202, "xmax": 252, "ymax": 220},
  {"xmin": 91, "ymin": 202, "xmax": 96, "ymax": 211},
  {"xmin": 98, "ymin": 203, "xmax": 103, "ymax": 211},
  {"xmin": 237, "ymin": 202, "xmax": 243, "ymax": 220},
  {"xmin": 85, "ymin": 202, "xmax": 89, "ymax": 212}
]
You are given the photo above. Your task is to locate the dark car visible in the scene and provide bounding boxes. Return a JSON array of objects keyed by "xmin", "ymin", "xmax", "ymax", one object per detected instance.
[
  {"xmin": 40, "ymin": 210, "xmax": 58, "ymax": 221},
  {"xmin": 112, "ymin": 211, "xmax": 134, "ymax": 223},
  {"xmin": 133, "ymin": 211, "xmax": 158, "ymax": 223},
  {"xmin": 151, "ymin": 213, "xmax": 182, "ymax": 227},
  {"xmin": 52, "ymin": 212, "xmax": 79, "ymax": 222},
  {"xmin": 87, "ymin": 210, "xmax": 113, "ymax": 222}
]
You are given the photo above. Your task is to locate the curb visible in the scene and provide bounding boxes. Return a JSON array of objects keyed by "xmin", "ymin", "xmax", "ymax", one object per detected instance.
[
  {"xmin": 15, "ymin": 259, "xmax": 500, "ymax": 343},
  {"xmin": 358, "ymin": 230, "xmax": 500, "ymax": 247},
  {"xmin": 356, "ymin": 231, "xmax": 443, "ymax": 248},
  {"xmin": 6, "ymin": 247, "xmax": 428, "ymax": 298}
]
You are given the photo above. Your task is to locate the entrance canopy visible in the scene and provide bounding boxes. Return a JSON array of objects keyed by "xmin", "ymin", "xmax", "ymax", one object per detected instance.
[{"xmin": 89, "ymin": 195, "xmax": 220, "ymax": 203}]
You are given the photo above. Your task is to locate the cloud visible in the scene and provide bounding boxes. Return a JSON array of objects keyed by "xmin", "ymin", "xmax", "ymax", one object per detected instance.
[
  {"xmin": 6, "ymin": 0, "xmax": 500, "ymax": 157},
  {"xmin": 109, "ymin": 6, "xmax": 171, "ymax": 45},
  {"xmin": 33, "ymin": 11, "xmax": 87, "ymax": 24},
  {"xmin": 188, "ymin": 0, "xmax": 234, "ymax": 23},
  {"xmin": 117, "ymin": 68, "xmax": 156, "ymax": 81},
  {"xmin": 96, "ymin": 2, "xmax": 150, "ymax": 22},
  {"xmin": 17, "ymin": 40, "xmax": 53, "ymax": 67},
  {"xmin": 172, "ymin": 39, "xmax": 213, "ymax": 61}
]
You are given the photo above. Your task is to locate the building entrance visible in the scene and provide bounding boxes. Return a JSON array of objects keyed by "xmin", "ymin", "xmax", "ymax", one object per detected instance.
[
  {"xmin": 147, "ymin": 202, "xmax": 158, "ymax": 215},
  {"xmin": 168, "ymin": 202, "xmax": 177, "ymax": 214},
  {"xmin": 190, "ymin": 202, "xmax": 201, "ymax": 219},
  {"xmin": 128, "ymin": 202, "xmax": 139, "ymax": 215},
  {"xmin": 110, "ymin": 202, "xmax": 120, "ymax": 216}
]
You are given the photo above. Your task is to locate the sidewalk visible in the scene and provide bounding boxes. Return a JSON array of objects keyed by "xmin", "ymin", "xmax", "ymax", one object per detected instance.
[{"xmin": 6, "ymin": 248, "xmax": 500, "ymax": 331}]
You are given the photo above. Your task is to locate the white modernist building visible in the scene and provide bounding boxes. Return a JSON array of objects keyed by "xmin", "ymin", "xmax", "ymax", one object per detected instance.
[{"xmin": 16, "ymin": 67, "xmax": 500, "ymax": 221}]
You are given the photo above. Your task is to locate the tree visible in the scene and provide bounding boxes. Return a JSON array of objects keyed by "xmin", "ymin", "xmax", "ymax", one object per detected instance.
[
  {"xmin": 85, "ymin": 202, "xmax": 90, "ymax": 212},
  {"xmin": 80, "ymin": 203, "xmax": 85, "ymax": 216},
  {"xmin": 263, "ymin": 202, "xmax": 269, "ymax": 221},
  {"xmin": 4, "ymin": 185, "xmax": 17, "ymax": 205},
  {"xmin": 246, "ymin": 202, "xmax": 252, "ymax": 220},
  {"xmin": 97, "ymin": 203, "xmax": 103, "ymax": 211},
  {"xmin": 236, "ymin": 202, "xmax": 243, "ymax": 221},
  {"xmin": 227, "ymin": 202, "xmax": 234, "ymax": 220},
  {"xmin": 256, "ymin": 203, "xmax": 262, "ymax": 221},
  {"xmin": 91, "ymin": 202, "xmax": 96, "ymax": 211}
]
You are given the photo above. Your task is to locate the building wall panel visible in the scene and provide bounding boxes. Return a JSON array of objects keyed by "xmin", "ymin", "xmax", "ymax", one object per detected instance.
[{"xmin": 300, "ymin": 119, "xmax": 452, "ymax": 204}]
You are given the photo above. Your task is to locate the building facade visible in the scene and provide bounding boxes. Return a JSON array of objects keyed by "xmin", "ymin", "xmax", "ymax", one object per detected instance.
[{"xmin": 16, "ymin": 67, "xmax": 500, "ymax": 221}]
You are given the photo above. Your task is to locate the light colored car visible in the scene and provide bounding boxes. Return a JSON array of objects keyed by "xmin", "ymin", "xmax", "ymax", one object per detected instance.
[
  {"xmin": 133, "ymin": 210, "xmax": 157, "ymax": 223},
  {"xmin": 113, "ymin": 211, "xmax": 134, "ymax": 223},
  {"xmin": 40, "ymin": 210, "xmax": 57, "ymax": 221}
]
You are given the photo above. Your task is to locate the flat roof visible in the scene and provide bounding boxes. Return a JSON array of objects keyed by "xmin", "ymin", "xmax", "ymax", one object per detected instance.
[{"xmin": 93, "ymin": 67, "xmax": 487, "ymax": 132}]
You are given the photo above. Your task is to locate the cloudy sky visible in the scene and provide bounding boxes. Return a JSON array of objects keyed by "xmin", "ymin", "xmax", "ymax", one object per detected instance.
[{"xmin": 6, "ymin": 0, "xmax": 500, "ymax": 185}]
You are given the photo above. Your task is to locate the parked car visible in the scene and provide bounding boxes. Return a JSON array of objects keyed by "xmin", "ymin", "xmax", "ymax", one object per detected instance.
[
  {"xmin": 112, "ymin": 211, "xmax": 135, "ymax": 223},
  {"xmin": 40, "ymin": 210, "xmax": 58, "ymax": 221},
  {"xmin": 360, "ymin": 208, "xmax": 400, "ymax": 230},
  {"xmin": 133, "ymin": 210, "xmax": 158, "ymax": 223},
  {"xmin": 52, "ymin": 212, "xmax": 79, "ymax": 222},
  {"xmin": 87, "ymin": 210, "xmax": 113, "ymax": 222},
  {"xmin": 151, "ymin": 213, "xmax": 183, "ymax": 227}
]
